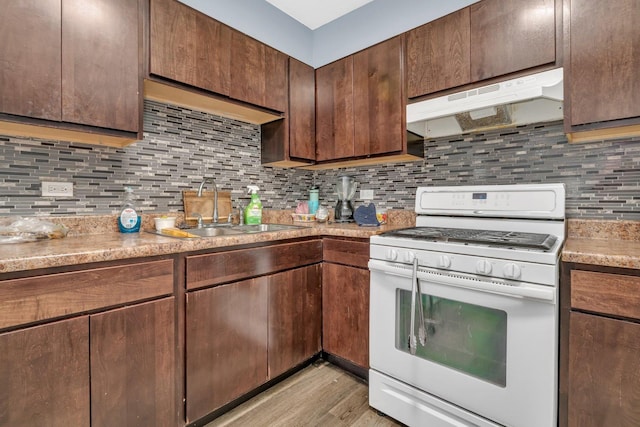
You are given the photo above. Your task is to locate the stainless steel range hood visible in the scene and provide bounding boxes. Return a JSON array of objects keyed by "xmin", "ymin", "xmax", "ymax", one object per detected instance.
[{"xmin": 407, "ymin": 68, "xmax": 564, "ymax": 138}]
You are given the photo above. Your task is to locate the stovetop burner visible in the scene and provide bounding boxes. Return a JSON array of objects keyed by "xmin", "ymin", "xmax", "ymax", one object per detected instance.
[{"xmin": 382, "ymin": 227, "xmax": 558, "ymax": 251}]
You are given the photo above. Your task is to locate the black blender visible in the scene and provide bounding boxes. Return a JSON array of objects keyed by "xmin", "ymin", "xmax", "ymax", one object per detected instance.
[{"xmin": 334, "ymin": 175, "xmax": 357, "ymax": 222}]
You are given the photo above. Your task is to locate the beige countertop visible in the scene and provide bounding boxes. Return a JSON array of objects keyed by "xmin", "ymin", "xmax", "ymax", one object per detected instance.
[
  {"xmin": 0, "ymin": 216, "xmax": 412, "ymax": 274},
  {"xmin": 562, "ymin": 219, "xmax": 640, "ymax": 269},
  {"xmin": 4, "ymin": 214, "xmax": 640, "ymax": 274}
]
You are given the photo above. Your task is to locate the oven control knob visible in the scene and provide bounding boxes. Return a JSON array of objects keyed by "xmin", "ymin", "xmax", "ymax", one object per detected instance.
[
  {"xmin": 405, "ymin": 251, "xmax": 416, "ymax": 262},
  {"xmin": 386, "ymin": 249, "xmax": 398, "ymax": 261},
  {"xmin": 476, "ymin": 260, "xmax": 492, "ymax": 275},
  {"xmin": 503, "ymin": 263, "xmax": 522, "ymax": 279},
  {"xmin": 437, "ymin": 255, "xmax": 451, "ymax": 268}
]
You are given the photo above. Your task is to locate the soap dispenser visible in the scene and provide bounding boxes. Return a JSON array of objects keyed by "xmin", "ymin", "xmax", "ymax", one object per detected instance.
[{"xmin": 117, "ymin": 187, "xmax": 141, "ymax": 233}]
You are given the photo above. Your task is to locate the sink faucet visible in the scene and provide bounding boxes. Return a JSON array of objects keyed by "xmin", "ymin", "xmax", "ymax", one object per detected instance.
[{"xmin": 196, "ymin": 177, "xmax": 218, "ymax": 224}]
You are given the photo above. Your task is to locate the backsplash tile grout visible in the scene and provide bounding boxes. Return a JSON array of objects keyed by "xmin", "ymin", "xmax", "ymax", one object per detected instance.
[{"xmin": 1, "ymin": 100, "xmax": 639, "ymax": 220}]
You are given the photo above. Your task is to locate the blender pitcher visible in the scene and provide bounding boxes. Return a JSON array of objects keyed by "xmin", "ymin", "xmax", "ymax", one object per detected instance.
[{"xmin": 335, "ymin": 176, "xmax": 357, "ymax": 222}]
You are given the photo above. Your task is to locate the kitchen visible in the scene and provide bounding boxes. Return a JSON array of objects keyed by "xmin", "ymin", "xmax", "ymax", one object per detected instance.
[{"xmin": 1, "ymin": 0, "xmax": 640, "ymax": 426}]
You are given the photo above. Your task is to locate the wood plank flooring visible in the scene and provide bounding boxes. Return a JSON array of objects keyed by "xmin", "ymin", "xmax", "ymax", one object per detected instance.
[{"xmin": 207, "ymin": 360, "xmax": 402, "ymax": 427}]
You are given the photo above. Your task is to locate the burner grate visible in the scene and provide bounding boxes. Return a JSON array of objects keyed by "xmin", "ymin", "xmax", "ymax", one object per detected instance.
[{"xmin": 383, "ymin": 227, "xmax": 557, "ymax": 251}]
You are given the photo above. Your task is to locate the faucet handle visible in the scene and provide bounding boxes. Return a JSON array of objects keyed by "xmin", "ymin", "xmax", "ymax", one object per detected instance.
[
  {"xmin": 238, "ymin": 206, "xmax": 244, "ymax": 225},
  {"xmin": 192, "ymin": 212, "xmax": 203, "ymax": 228}
]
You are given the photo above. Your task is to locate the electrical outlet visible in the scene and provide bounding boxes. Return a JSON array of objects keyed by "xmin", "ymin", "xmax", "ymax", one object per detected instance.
[
  {"xmin": 42, "ymin": 181, "xmax": 73, "ymax": 197},
  {"xmin": 360, "ymin": 189, "xmax": 374, "ymax": 200}
]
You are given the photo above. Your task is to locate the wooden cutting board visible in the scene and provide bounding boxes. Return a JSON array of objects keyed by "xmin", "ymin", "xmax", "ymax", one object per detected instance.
[{"xmin": 183, "ymin": 190, "xmax": 232, "ymax": 225}]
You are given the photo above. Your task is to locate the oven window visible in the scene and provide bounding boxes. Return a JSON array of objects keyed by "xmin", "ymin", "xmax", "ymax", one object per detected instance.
[{"xmin": 395, "ymin": 289, "xmax": 507, "ymax": 387}]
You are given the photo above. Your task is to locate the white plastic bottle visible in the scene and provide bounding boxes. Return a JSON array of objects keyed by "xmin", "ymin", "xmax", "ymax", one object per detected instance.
[{"xmin": 118, "ymin": 187, "xmax": 141, "ymax": 233}]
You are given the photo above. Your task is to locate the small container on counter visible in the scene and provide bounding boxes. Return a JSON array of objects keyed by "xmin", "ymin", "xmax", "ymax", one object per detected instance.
[{"xmin": 308, "ymin": 186, "xmax": 319, "ymax": 214}]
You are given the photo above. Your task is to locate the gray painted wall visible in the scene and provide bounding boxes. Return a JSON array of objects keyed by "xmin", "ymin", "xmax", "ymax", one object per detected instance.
[{"xmin": 179, "ymin": 0, "xmax": 479, "ymax": 67}]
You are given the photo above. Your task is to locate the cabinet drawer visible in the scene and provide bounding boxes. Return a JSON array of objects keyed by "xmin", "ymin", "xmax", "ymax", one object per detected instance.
[
  {"xmin": 571, "ymin": 270, "xmax": 640, "ymax": 319},
  {"xmin": 186, "ymin": 240, "xmax": 322, "ymax": 289},
  {"xmin": 0, "ymin": 259, "xmax": 174, "ymax": 330},
  {"xmin": 323, "ymin": 238, "xmax": 369, "ymax": 269}
]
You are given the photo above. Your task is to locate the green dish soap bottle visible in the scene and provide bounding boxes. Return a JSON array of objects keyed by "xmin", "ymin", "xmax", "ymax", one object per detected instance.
[
  {"xmin": 118, "ymin": 186, "xmax": 141, "ymax": 233},
  {"xmin": 244, "ymin": 185, "xmax": 262, "ymax": 225}
]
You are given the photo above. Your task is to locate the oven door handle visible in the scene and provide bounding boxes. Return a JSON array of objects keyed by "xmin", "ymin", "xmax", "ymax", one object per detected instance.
[
  {"xmin": 408, "ymin": 258, "xmax": 418, "ymax": 355},
  {"xmin": 416, "ymin": 269, "xmax": 556, "ymax": 302},
  {"xmin": 369, "ymin": 260, "xmax": 556, "ymax": 302},
  {"xmin": 414, "ymin": 258, "xmax": 428, "ymax": 346}
]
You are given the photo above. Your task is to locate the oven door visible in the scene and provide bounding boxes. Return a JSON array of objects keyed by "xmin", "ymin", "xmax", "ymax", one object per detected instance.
[{"xmin": 369, "ymin": 259, "xmax": 558, "ymax": 427}]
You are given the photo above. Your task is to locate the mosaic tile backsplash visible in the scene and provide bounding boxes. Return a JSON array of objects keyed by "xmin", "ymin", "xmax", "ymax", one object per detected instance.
[{"xmin": 1, "ymin": 99, "xmax": 640, "ymax": 220}]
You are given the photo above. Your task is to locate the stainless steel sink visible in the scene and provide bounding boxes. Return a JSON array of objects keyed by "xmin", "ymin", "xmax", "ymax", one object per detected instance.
[
  {"xmin": 232, "ymin": 224, "xmax": 304, "ymax": 233},
  {"xmin": 185, "ymin": 227, "xmax": 244, "ymax": 237},
  {"xmin": 179, "ymin": 223, "xmax": 303, "ymax": 238}
]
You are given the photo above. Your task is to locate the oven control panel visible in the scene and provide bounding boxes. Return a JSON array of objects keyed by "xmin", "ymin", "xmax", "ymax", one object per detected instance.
[
  {"xmin": 371, "ymin": 244, "xmax": 557, "ymax": 286},
  {"xmin": 415, "ymin": 183, "xmax": 565, "ymax": 219}
]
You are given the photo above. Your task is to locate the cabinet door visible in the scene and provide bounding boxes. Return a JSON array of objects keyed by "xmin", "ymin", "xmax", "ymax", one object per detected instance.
[
  {"xmin": 62, "ymin": 0, "xmax": 140, "ymax": 132},
  {"xmin": 230, "ymin": 31, "xmax": 288, "ymax": 112},
  {"xmin": 268, "ymin": 265, "xmax": 322, "ymax": 378},
  {"xmin": 315, "ymin": 56, "xmax": 355, "ymax": 161},
  {"xmin": 0, "ymin": 317, "xmax": 90, "ymax": 426},
  {"xmin": 322, "ymin": 263, "xmax": 370, "ymax": 369},
  {"xmin": 0, "ymin": 0, "xmax": 61, "ymax": 121},
  {"xmin": 569, "ymin": 312, "xmax": 640, "ymax": 426},
  {"xmin": 186, "ymin": 278, "xmax": 268, "ymax": 422},
  {"xmin": 353, "ymin": 36, "xmax": 405, "ymax": 157},
  {"xmin": 470, "ymin": 0, "xmax": 556, "ymax": 81},
  {"xmin": 406, "ymin": 8, "xmax": 471, "ymax": 97},
  {"xmin": 566, "ymin": 0, "xmax": 640, "ymax": 126},
  {"xmin": 289, "ymin": 58, "xmax": 316, "ymax": 161},
  {"xmin": 149, "ymin": 0, "xmax": 231, "ymax": 96},
  {"xmin": 90, "ymin": 298, "xmax": 176, "ymax": 427}
]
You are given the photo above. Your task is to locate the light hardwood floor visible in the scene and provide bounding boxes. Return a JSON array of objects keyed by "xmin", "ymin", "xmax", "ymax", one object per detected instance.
[{"xmin": 207, "ymin": 360, "xmax": 403, "ymax": 427}]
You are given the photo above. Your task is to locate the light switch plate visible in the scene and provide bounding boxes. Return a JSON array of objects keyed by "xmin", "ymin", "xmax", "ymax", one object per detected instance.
[
  {"xmin": 42, "ymin": 181, "xmax": 73, "ymax": 197},
  {"xmin": 360, "ymin": 189, "xmax": 374, "ymax": 200}
]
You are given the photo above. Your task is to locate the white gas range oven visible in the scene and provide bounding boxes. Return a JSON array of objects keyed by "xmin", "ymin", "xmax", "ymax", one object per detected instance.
[{"xmin": 369, "ymin": 183, "xmax": 565, "ymax": 427}]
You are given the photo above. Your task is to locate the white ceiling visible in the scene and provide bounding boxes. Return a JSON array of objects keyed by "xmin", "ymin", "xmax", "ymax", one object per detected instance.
[{"xmin": 265, "ymin": 0, "xmax": 375, "ymax": 30}]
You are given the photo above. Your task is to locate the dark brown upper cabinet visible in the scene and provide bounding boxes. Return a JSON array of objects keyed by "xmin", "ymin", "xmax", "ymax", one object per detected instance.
[
  {"xmin": 469, "ymin": 0, "xmax": 556, "ymax": 82},
  {"xmin": 407, "ymin": 0, "xmax": 557, "ymax": 99},
  {"xmin": 563, "ymin": 0, "xmax": 640, "ymax": 142},
  {"xmin": 262, "ymin": 58, "xmax": 316, "ymax": 167},
  {"xmin": 315, "ymin": 55, "xmax": 355, "ymax": 162},
  {"xmin": 149, "ymin": 0, "xmax": 231, "ymax": 96},
  {"xmin": 0, "ymin": 0, "xmax": 142, "ymax": 146},
  {"xmin": 315, "ymin": 36, "xmax": 421, "ymax": 167},
  {"xmin": 353, "ymin": 35, "xmax": 406, "ymax": 157},
  {"xmin": 230, "ymin": 31, "xmax": 288, "ymax": 113},
  {"xmin": 407, "ymin": 8, "xmax": 471, "ymax": 98},
  {"xmin": 148, "ymin": 0, "xmax": 287, "ymax": 124},
  {"xmin": 0, "ymin": 0, "xmax": 62, "ymax": 122}
]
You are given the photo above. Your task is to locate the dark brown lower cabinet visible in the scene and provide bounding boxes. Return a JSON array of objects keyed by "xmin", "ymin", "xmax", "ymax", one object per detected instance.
[
  {"xmin": 186, "ymin": 277, "xmax": 269, "ymax": 422},
  {"xmin": 322, "ymin": 262, "xmax": 370, "ymax": 369},
  {"xmin": 268, "ymin": 265, "xmax": 322, "ymax": 378},
  {"xmin": 0, "ymin": 297, "xmax": 176, "ymax": 427},
  {"xmin": 185, "ymin": 263, "xmax": 322, "ymax": 423},
  {"xmin": 568, "ymin": 312, "xmax": 640, "ymax": 427},
  {"xmin": 562, "ymin": 266, "xmax": 640, "ymax": 427},
  {"xmin": 0, "ymin": 317, "xmax": 90, "ymax": 426},
  {"xmin": 90, "ymin": 297, "xmax": 176, "ymax": 427}
]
